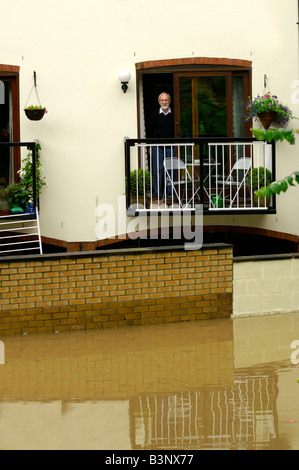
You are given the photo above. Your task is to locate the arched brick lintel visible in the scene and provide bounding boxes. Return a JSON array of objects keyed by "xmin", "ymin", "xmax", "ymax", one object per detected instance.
[
  {"xmin": 42, "ymin": 225, "xmax": 299, "ymax": 253},
  {"xmin": 204, "ymin": 225, "xmax": 299, "ymax": 245},
  {"xmin": 0, "ymin": 64, "xmax": 20, "ymax": 73},
  {"xmin": 136, "ymin": 57, "xmax": 252, "ymax": 71}
]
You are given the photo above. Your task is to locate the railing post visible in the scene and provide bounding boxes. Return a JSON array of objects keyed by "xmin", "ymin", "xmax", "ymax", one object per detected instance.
[
  {"xmin": 199, "ymin": 140, "xmax": 204, "ymax": 206},
  {"xmin": 124, "ymin": 138, "xmax": 131, "ymax": 210},
  {"xmin": 30, "ymin": 142, "xmax": 37, "ymax": 209},
  {"xmin": 271, "ymin": 140, "xmax": 276, "ymax": 211}
]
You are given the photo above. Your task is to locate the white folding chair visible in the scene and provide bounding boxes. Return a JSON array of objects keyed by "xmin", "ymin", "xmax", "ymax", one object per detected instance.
[
  {"xmin": 163, "ymin": 157, "xmax": 196, "ymax": 207},
  {"xmin": 217, "ymin": 157, "xmax": 251, "ymax": 207}
]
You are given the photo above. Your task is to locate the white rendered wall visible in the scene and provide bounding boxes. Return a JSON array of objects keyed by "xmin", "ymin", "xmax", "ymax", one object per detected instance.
[
  {"xmin": 233, "ymin": 257, "xmax": 299, "ymax": 316},
  {"xmin": 0, "ymin": 0, "xmax": 298, "ymax": 243}
]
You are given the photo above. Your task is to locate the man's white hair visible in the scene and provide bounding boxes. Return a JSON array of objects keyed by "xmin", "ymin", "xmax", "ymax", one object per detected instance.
[{"xmin": 158, "ymin": 92, "xmax": 171, "ymax": 103}]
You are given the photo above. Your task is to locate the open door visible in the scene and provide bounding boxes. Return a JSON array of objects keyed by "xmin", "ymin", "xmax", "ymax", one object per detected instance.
[
  {"xmin": 0, "ymin": 75, "xmax": 20, "ymax": 185},
  {"xmin": 174, "ymin": 72, "xmax": 247, "ymax": 139}
]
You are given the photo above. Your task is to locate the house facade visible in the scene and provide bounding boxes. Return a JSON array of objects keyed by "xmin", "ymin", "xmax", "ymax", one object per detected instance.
[{"xmin": 0, "ymin": 0, "xmax": 298, "ymax": 253}]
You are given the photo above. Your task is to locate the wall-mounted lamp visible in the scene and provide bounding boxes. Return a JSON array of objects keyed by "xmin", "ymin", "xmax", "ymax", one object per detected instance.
[{"xmin": 118, "ymin": 70, "xmax": 131, "ymax": 93}]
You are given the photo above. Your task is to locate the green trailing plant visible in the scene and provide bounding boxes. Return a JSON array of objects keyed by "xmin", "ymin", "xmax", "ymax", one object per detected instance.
[
  {"xmin": 127, "ymin": 169, "xmax": 151, "ymax": 197},
  {"xmin": 252, "ymin": 127, "xmax": 297, "ymax": 145},
  {"xmin": 18, "ymin": 143, "xmax": 46, "ymax": 195},
  {"xmin": 247, "ymin": 167, "xmax": 272, "ymax": 193},
  {"xmin": 253, "ymin": 127, "xmax": 299, "ymax": 197},
  {"xmin": 256, "ymin": 171, "xmax": 299, "ymax": 198},
  {"xmin": 5, "ymin": 143, "xmax": 46, "ymax": 210},
  {"xmin": 250, "ymin": 98, "xmax": 299, "ymax": 197}
]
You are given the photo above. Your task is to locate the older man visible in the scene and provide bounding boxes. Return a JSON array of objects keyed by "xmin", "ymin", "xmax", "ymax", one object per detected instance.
[{"xmin": 148, "ymin": 92, "xmax": 174, "ymax": 204}]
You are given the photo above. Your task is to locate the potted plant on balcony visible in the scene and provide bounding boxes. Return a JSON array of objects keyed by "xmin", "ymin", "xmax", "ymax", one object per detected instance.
[
  {"xmin": 5, "ymin": 143, "xmax": 46, "ymax": 213},
  {"xmin": 244, "ymin": 93, "xmax": 295, "ymax": 129},
  {"xmin": 127, "ymin": 169, "xmax": 151, "ymax": 208},
  {"xmin": 24, "ymin": 105, "xmax": 47, "ymax": 121},
  {"xmin": 0, "ymin": 186, "xmax": 10, "ymax": 215},
  {"xmin": 247, "ymin": 167, "xmax": 272, "ymax": 206},
  {"xmin": 4, "ymin": 182, "xmax": 27, "ymax": 213}
]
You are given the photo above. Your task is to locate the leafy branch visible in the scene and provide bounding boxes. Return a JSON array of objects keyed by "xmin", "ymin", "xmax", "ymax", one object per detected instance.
[
  {"xmin": 253, "ymin": 125, "xmax": 299, "ymax": 197},
  {"xmin": 256, "ymin": 171, "xmax": 299, "ymax": 198},
  {"xmin": 3, "ymin": 143, "xmax": 46, "ymax": 210},
  {"xmin": 252, "ymin": 127, "xmax": 297, "ymax": 145}
]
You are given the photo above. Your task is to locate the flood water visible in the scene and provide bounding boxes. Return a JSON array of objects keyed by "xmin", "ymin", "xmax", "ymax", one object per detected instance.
[{"xmin": 0, "ymin": 311, "xmax": 299, "ymax": 450}]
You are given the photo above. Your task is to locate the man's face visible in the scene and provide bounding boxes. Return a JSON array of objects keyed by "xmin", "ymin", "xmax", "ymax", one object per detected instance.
[{"xmin": 159, "ymin": 94, "xmax": 170, "ymax": 111}]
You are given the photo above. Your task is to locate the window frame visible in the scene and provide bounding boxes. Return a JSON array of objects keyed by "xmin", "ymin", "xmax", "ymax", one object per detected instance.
[{"xmin": 0, "ymin": 66, "xmax": 21, "ymax": 183}]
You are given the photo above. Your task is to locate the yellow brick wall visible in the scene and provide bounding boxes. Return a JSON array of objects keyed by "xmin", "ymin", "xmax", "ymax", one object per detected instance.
[{"xmin": 0, "ymin": 245, "xmax": 233, "ymax": 336}]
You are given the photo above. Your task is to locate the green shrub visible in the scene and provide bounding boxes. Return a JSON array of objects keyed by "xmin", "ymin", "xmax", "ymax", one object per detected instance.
[
  {"xmin": 4, "ymin": 143, "xmax": 46, "ymax": 210},
  {"xmin": 4, "ymin": 183, "xmax": 29, "ymax": 209},
  {"xmin": 247, "ymin": 167, "xmax": 272, "ymax": 192},
  {"xmin": 128, "ymin": 169, "xmax": 151, "ymax": 196}
]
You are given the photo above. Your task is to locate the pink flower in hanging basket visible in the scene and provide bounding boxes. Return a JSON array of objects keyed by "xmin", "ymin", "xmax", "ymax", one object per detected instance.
[{"xmin": 24, "ymin": 105, "xmax": 47, "ymax": 112}]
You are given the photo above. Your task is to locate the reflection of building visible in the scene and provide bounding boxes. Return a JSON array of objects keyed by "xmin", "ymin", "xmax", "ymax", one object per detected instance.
[
  {"xmin": 131, "ymin": 372, "xmax": 279, "ymax": 450},
  {"xmin": 0, "ymin": 318, "xmax": 294, "ymax": 450}
]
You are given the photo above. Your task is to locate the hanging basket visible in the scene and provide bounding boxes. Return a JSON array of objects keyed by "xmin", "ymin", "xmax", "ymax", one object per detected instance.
[
  {"xmin": 24, "ymin": 71, "xmax": 47, "ymax": 121},
  {"xmin": 24, "ymin": 108, "xmax": 46, "ymax": 121},
  {"xmin": 257, "ymin": 111, "xmax": 277, "ymax": 130}
]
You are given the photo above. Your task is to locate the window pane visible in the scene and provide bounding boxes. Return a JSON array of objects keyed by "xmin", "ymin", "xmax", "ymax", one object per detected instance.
[
  {"xmin": 232, "ymin": 75, "xmax": 245, "ymax": 138},
  {"xmin": 179, "ymin": 76, "xmax": 227, "ymax": 137},
  {"xmin": 179, "ymin": 78, "xmax": 193, "ymax": 137},
  {"xmin": 0, "ymin": 80, "xmax": 12, "ymax": 185}
]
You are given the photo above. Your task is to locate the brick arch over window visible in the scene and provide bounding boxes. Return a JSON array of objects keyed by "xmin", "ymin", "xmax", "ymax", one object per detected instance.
[
  {"xmin": 136, "ymin": 57, "xmax": 252, "ymax": 71},
  {"xmin": 0, "ymin": 64, "xmax": 20, "ymax": 73}
]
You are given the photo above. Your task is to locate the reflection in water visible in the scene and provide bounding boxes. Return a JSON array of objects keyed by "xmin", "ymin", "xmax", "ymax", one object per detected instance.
[
  {"xmin": 133, "ymin": 372, "xmax": 280, "ymax": 450},
  {"xmin": 0, "ymin": 313, "xmax": 298, "ymax": 449}
]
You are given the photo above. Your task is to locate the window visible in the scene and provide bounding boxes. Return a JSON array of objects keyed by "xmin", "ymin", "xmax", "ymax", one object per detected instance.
[
  {"xmin": 176, "ymin": 73, "xmax": 228, "ymax": 137},
  {"xmin": 0, "ymin": 66, "xmax": 20, "ymax": 185}
]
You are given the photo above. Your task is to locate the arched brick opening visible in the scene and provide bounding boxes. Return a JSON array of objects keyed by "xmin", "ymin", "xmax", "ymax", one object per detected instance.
[
  {"xmin": 136, "ymin": 57, "xmax": 252, "ymax": 71},
  {"xmin": 0, "ymin": 64, "xmax": 20, "ymax": 73},
  {"xmin": 41, "ymin": 224, "xmax": 299, "ymax": 256},
  {"xmin": 203, "ymin": 226, "xmax": 299, "ymax": 255}
]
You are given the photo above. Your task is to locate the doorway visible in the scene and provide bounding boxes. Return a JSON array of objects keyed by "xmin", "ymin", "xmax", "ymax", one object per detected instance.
[
  {"xmin": 142, "ymin": 73, "xmax": 174, "ymax": 138},
  {"xmin": 0, "ymin": 79, "xmax": 13, "ymax": 185},
  {"xmin": 140, "ymin": 68, "xmax": 250, "ymax": 140},
  {"xmin": 0, "ymin": 73, "xmax": 20, "ymax": 185}
]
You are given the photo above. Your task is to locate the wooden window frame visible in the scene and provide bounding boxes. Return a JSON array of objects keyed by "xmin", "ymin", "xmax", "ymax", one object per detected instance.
[{"xmin": 0, "ymin": 65, "xmax": 21, "ymax": 182}]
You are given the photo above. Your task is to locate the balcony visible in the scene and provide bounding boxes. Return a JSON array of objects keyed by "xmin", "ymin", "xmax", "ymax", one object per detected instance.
[{"xmin": 125, "ymin": 137, "xmax": 276, "ymax": 215}]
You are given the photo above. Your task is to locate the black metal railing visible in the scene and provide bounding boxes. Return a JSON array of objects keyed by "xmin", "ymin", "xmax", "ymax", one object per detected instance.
[
  {"xmin": 0, "ymin": 142, "xmax": 43, "ymax": 255},
  {"xmin": 125, "ymin": 137, "xmax": 276, "ymax": 215}
]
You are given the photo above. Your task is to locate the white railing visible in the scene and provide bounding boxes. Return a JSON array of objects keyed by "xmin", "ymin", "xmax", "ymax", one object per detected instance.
[
  {"xmin": 208, "ymin": 141, "xmax": 273, "ymax": 210},
  {"xmin": 129, "ymin": 142, "xmax": 198, "ymax": 210},
  {"xmin": 0, "ymin": 211, "xmax": 42, "ymax": 255},
  {"xmin": 125, "ymin": 138, "xmax": 274, "ymax": 213}
]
